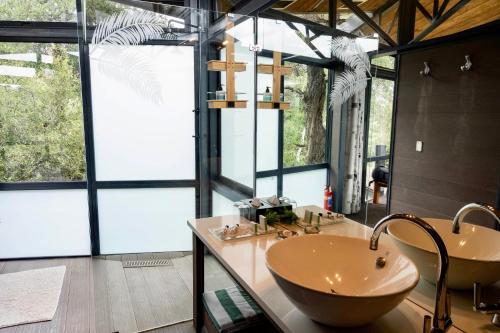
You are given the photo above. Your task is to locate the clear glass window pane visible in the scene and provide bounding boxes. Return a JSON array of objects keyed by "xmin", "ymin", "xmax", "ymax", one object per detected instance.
[
  {"xmin": 90, "ymin": 45, "xmax": 196, "ymax": 181},
  {"xmin": 371, "ymin": 55, "xmax": 395, "ymax": 69},
  {"xmin": 98, "ymin": 188, "xmax": 196, "ymax": 254},
  {"xmin": 0, "ymin": 42, "xmax": 85, "ymax": 182},
  {"xmin": 367, "ymin": 78, "xmax": 394, "ymax": 157},
  {"xmin": 0, "ymin": 190, "xmax": 90, "ymax": 258},
  {"xmin": 284, "ymin": 62, "xmax": 327, "ymax": 167},
  {"xmin": 283, "ymin": 169, "xmax": 326, "ymax": 207},
  {"xmin": 0, "ymin": 0, "xmax": 77, "ymax": 22}
]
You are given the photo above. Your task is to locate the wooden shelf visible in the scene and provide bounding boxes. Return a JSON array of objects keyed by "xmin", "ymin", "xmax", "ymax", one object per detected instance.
[
  {"xmin": 257, "ymin": 64, "xmax": 292, "ymax": 75},
  {"xmin": 208, "ymin": 100, "xmax": 248, "ymax": 109},
  {"xmin": 207, "ymin": 60, "xmax": 247, "ymax": 72},
  {"xmin": 257, "ymin": 101, "xmax": 290, "ymax": 110}
]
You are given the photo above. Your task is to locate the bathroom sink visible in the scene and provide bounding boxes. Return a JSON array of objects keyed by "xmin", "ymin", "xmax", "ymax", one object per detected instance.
[
  {"xmin": 265, "ymin": 234, "xmax": 419, "ymax": 327},
  {"xmin": 387, "ymin": 218, "xmax": 500, "ymax": 289}
]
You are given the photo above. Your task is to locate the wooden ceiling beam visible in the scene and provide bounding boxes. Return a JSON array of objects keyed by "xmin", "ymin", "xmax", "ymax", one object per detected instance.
[
  {"xmin": 398, "ymin": 0, "xmax": 416, "ymax": 44},
  {"xmin": 437, "ymin": 0, "xmax": 450, "ymax": 17},
  {"xmin": 411, "ymin": 0, "xmax": 471, "ymax": 43},
  {"xmin": 416, "ymin": 1, "xmax": 433, "ymax": 22},
  {"xmin": 340, "ymin": 0, "xmax": 397, "ymax": 46}
]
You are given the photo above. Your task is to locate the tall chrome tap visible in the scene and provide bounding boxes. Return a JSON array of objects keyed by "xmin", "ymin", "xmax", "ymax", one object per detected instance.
[
  {"xmin": 452, "ymin": 202, "xmax": 500, "ymax": 234},
  {"xmin": 370, "ymin": 214, "xmax": 452, "ymax": 333},
  {"xmin": 452, "ymin": 202, "xmax": 500, "ymax": 327}
]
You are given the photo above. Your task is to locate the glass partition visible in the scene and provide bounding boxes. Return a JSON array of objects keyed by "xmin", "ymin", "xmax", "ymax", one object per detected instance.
[
  {"xmin": 86, "ymin": 1, "xmax": 203, "ymax": 254},
  {"xmin": 0, "ymin": 190, "xmax": 90, "ymax": 258}
]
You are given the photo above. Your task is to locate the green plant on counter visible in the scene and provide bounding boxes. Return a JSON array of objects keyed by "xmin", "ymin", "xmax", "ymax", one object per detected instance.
[
  {"xmin": 280, "ymin": 209, "xmax": 299, "ymax": 225},
  {"xmin": 265, "ymin": 210, "xmax": 279, "ymax": 225}
]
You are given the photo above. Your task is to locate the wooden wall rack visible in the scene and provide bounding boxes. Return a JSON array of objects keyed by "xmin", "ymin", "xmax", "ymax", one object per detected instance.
[
  {"xmin": 207, "ymin": 21, "xmax": 247, "ymax": 109},
  {"xmin": 257, "ymin": 51, "xmax": 291, "ymax": 110}
]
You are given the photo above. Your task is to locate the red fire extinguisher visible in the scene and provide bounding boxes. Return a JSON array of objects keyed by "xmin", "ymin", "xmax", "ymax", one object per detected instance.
[{"xmin": 323, "ymin": 186, "xmax": 334, "ymax": 212}]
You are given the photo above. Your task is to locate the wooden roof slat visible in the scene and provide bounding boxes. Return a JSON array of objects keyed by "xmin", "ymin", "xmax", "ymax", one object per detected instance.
[{"xmin": 273, "ymin": 0, "xmax": 500, "ymax": 44}]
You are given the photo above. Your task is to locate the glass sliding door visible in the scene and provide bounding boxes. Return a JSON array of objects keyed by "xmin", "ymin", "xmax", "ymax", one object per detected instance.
[
  {"xmin": 89, "ymin": 44, "xmax": 197, "ymax": 253},
  {"xmin": 360, "ymin": 56, "xmax": 396, "ymax": 223},
  {"xmin": 364, "ymin": 76, "xmax": 395, "ymax": 204}
]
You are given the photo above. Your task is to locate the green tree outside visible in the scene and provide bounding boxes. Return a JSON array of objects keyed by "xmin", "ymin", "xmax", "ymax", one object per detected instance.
[{"xmin": 0, "ymin": 43, "xmax": 86, "ymax": 182}]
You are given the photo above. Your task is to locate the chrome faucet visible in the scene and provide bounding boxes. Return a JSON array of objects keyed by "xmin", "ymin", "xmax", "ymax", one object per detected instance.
[
  {"xmin": 370, "ymin": 214, "xmax": 452, "ymax": 333},
  {"xmin": 452, "ymin": 202, "xmax": 500, "ymax": 234},
  {"xmin": 452, "ymin": 202, "xmax": 500, "ymax": 326}
]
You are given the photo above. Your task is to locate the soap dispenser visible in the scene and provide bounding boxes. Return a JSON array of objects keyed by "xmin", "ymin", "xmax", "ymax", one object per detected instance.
[
  {"xmin": 216, "ymin": 84, "xmax": 225, "ymax": 100},
  {"xmin": 263, "ymin": 86, "xmax": 272, "ymax": 102}
]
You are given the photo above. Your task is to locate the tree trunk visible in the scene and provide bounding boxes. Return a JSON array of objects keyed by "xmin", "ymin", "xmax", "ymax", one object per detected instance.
[{"xmin": 303, "ymin": 66, "xmax": 326, "ymax": 164}]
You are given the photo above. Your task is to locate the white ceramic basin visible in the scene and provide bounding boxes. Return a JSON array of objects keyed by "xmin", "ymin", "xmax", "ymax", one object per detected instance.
[
  {"xmin": 265, "ymin": 234, "xmax": 419, "ymax": 327},
  {"xmin": 387, "ymin": 218, "xmax": 500, "ymax": 290}
]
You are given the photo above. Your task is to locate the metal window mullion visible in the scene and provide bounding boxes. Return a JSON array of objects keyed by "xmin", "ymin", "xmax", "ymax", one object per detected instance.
[{"xmin": 76, "ymin": 0, "xmax": 100, "ymax": 256}]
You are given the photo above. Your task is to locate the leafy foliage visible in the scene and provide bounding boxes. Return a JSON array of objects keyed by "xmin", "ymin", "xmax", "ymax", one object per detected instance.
[
  {"xmin": 264, "ymin": 210, "xmax": 279, "ymax": 225},
  {"xmin": 279, "ymin": 209, "xmax": 298, "ymax": 224},
  {"xmin": 92, "ymin": 11, "xmax": 167, "ymax": 46},
  {"xmin": 0, "ymin": 0, "xmax": 76, "ymax": 22},
  {"xmin": 330, "ymin": 37, "xmax": 371, "ymax": 106},
  {"xmin": 330, "ymin": 69, "xmax": 369, "ymax": 107},
  {"xmin": 0, "ymin": 43, "xmax": 86, "ymax": 182},
  {"xmin": 330, "ymin": 37, "xmax": 371, "ymax": 76}
]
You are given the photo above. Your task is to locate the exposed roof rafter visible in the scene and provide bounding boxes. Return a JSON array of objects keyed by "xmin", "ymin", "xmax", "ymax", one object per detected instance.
[
  {"xmin": 411, "ymin": 0, "xmax": 471, "ymax": 43},
  {"xmin": 416, "ymin": 1, "xmax": 433, "ymax": 22},
  {"xmin": 340, "ymin": 0, "xmax": 397, "ymax": 46}
]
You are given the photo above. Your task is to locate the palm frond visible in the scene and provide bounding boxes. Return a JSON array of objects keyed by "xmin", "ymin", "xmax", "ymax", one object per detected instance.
[
  {"xmin": 330, "ymin": 69, "xmax": 369, "ymax": 107},
  {"xmin": 91, "ymin": 11, "xmax": 167, "ymax": 46},
  {"xmin": 95, "ymin": 47, "xmax": 164, "ymax": 105},
  {"xmin": 330, "ymin": 36, "xmax": 371, "ymax": 76}
]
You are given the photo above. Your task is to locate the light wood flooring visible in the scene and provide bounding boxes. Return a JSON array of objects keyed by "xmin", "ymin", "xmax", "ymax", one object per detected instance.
[{"xmin": 0, "ymin": 252, "xmax": 234, "ymax": 333}]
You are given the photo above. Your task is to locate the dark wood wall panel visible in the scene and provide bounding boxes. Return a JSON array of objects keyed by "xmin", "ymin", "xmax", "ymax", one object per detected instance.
[{"xmin": 390, "ymin": 32, "xmax": 500, "ymax": 229}]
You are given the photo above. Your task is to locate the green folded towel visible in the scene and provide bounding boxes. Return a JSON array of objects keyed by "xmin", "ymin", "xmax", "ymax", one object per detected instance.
[{"xmin": 203, "ymin": 286, "xmax": 264, "ymax": 333}]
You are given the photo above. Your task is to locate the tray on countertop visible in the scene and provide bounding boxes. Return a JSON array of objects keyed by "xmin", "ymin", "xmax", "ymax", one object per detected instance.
[{"xmin": 209, "ymin": 222, "xmax": 278, "ymax": 241}]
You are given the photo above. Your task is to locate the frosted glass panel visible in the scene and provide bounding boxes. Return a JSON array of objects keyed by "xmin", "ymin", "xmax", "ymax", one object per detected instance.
[
  {"xmin": 212, "ymin": 191, "xmax": 236, "ymax": 217},
  {"xmin": 98, "ymin": 188, "xmax": 196, "ymax": 254},
  {"xmin": 90, "ymin": 45, "xmax": 195, "ymax": 181},
  {"xmin": 0, "ymin": 190, "xmax": 90, "ymax": 258},
  {"xmin": 283, "ymin": 169, "xmax": 326, "ymax": 207},
  {"xmin": 257, "ymin": 176, "xmax": 278, "ymax": 198},
  {"xmin": 256, "ymin": 57, "xmax": 278, "ymax": 172},
  {"xmin": 256, "ymin": 109, "xmax": 278, "ymax": 171},
  {"xmin": 220, "ymin": 43, "xmax": 254, "ymax": 188}
]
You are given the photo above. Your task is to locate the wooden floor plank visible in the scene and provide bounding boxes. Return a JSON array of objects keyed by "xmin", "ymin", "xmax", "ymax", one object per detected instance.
[
  {"xmin": 123, "ymin": 267, "xmax": 159, "ymax": 331},
  {"xmin": 105, "ymin": 260, "xmax": 138, "ymax": 333},
  {"xmin": 88, "ymin": 258, "xmax": 96, "ymax": 333},
  {"xmin": 141, "ymin": 266, "xmax": 192, "ymax": 326},
  {"xmin": 64, "ymin": 258, "xmax": 91, "ymax": 333},
  {"xmin": 147, "ymin": 321, "xmax": 195, "ymax": 333},
  {"xmin": 170, "ymin": 255, "xmax": 193, "ymax": 295},
  {"xmin": 91, "ymin": 259, "xmax": 113, "ymax": 333}
]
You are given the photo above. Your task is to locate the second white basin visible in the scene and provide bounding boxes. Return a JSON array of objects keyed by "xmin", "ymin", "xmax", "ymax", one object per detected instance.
[
  {"xmin": 266, "ymin": 234, "xmax": 419, "ymax": 327},
  {"xmin": 388, "ymin": 218, "xmax": 500, "ymax": 289}
]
